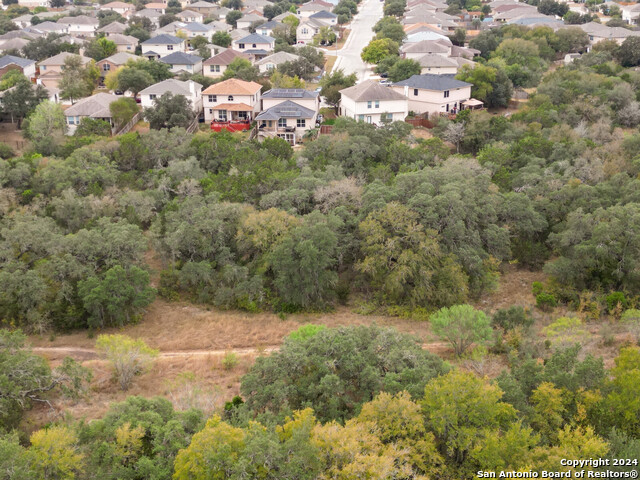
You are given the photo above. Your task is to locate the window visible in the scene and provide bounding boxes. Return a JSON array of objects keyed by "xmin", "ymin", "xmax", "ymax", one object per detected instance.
[
  {"xmin": 301, "ymin": 28, "xmax": 308, "ymax": 34},
  {"xmin": 103, "ymin": 63, "xmax": 110, "ymax": 71},
  {"xmin": 210, "ymin": 65, "xmax": 220, "ymax": 72},
  {"xmin": 218, "ymin": 110, "xmax": 227, "ymax": 121},
  {"xmin": 187, "ymin": 65, "xmax": 192, "ymax": 70},
  {"xmin": 413, "ymin": 88, "xmax": 418, "ymax": 96},
  {"xmin": 228, "ymin": 95, "xmax": 233, "ymax": 101},
  {"xmin": 209, "ymin": 108, "xmax": 213, "ymax": 114},
  {"xmin": 127, "ymin": 45, "xmax": 131, "ymax": 50},
  {"xmin": 375, "ymin": 100, "xmax": 379, "ymax": 108},
  {"xmin": 444, "ymin": 90, "xmax": 450, "ymax": 98},
  {"xmin": 252, "ymin": 43, "xmax": 257, "ymax": 48},
  {"xmin": 41, "ymin": 65, "xmax": 46, "ymax": 71},
  {"xmin": 297, "ymin": 118, "xmax": 305, "ymax": 127},
  {"xmin": 149, "ymin": 94, "xmax": 156, "ymax": 100},
  {"xmin": 238, "ymin": 43, "xmax": 245, "ymax": 49},
  {"xmin": 278, "ymin": 118, "xmax": 287, "ymax": 128},
  {"xmin": 357, "ymin": 114, "xmax": 364, "ymax": 121},
  {"xmin": 167, "ymin": 45, "xmax": 173, "ymax": 51},
  {"xmin": 367, "ymin": 101, "xmax": 372, "ymax": 109},
  {"xmin": 208, "ymin": 95, "xmax": 217, "ymax": 102}
]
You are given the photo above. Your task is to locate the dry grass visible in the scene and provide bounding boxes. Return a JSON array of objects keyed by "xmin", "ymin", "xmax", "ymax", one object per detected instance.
[
  {"xmin": 0, "ymin": 123, "xmax": 28, "ymax": 154},
  {"xmin": 335, "ymin": 28, "xmax": 351, "ymax": 49},
  {"xmin": 324, "ymin": 54, "xmax": 338, "ymax": 73}
]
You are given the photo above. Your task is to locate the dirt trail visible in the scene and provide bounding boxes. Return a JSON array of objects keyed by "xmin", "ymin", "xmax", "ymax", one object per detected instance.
[{"xmin": 33, "ymin": 342, "xmax": 451, "ymax": 361}]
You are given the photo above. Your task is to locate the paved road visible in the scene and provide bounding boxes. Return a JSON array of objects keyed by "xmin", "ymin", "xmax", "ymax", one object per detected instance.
[{"xmin": 331, "ymin": 0, "xmax": 384, "ymax": 81}]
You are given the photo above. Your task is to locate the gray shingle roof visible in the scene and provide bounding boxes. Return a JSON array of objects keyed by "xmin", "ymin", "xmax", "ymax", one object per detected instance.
[
  {"xmin": 64, "ymin": 93, "xmax": 119, "ymax": 118},
  {"xmin": 310, "ymin": 10, "xmax": 337, "ymax": 18},
  {"xmin": 142, "ymin": 34, "xmax": 183, "ymax": 45},
  {"xmin": 339, "ymin": 79, "xmax": 407, "ymax": 102},
  {"xmin": 256, "ymin": 100, "xmax": 315, "ymax": 121},
  {"xmin": 236, "ymin": 33, "xmax": 274, "ymax": 44},
  {"xmin": 139, "ymin": 78, "xmax": 202, "ymax": 96},
  {"xmin": 255, "ymin": 51, "xmax": 300, "ymax": 65},
  {"xmin": 159, "ymin": 51, "xmax": 203, "ymax": 65},
  {"xmin": 393, "ymin": 74, "xmax": 472, "ymax": 91},
  {"xmin": 0, "ymin": 55, "xmax": 35, "ymax": 69},
  {"xmin": 262, "ymin": 88, "xmax": 318, "ymax": 99}
]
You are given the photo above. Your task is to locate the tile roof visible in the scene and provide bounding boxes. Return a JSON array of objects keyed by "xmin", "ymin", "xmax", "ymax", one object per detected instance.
[
  {"xmin": 212, "ymin": 102, "xmax": 253, "ymax": 111},
  {"xmin": 202, "ymin": 78, "xmax": 262, "ymax": 95},
  {"xmin": 393, "ymin": 74, "xmax": 472, "ymax": 90}
]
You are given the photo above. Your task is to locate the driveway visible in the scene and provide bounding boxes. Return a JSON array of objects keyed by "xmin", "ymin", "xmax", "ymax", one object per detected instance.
[{"xmin": 328, "ymin": 0, "xmax": 384, "ymax": 81}]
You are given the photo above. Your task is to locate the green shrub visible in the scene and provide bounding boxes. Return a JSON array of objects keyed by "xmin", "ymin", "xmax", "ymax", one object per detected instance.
[
  {"xmin": 492, "ymin": 306, "xmax": 534, "ymax": 331},
  {"xmin": 543, "ymin": 317, "xmax": 586, "ymax": 344},
  {"xmin": 222, "ymin": 352, "xmax": 238, "ymax": 370},
  {"xmin": 536, "ymin": 292, "xmax": 557, "ymax": 311},
  {"xmin": 532, "ymin": 281, "xmax": 545, "ymax": 296},
  {"xmin": 287, "ymin": 324, "xmax": 326, "ymax": 342},
  {"xmin": 0, "ymin": 142, "xmax": 15, "ymax": 159},
  {"xmin": 606, "ymin": 292, "xmax": 627, "ymax": 314},
  {"xmin": 621, "ymin": 309, "xmax": 640, "ymax": 323}
]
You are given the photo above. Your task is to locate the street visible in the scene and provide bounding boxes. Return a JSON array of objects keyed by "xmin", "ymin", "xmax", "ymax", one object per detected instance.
[{"xmin": 328, "ymin": 0, "xmax": 384, "ymax": 81}]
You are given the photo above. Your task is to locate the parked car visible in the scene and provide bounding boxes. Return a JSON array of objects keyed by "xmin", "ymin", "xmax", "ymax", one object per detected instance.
[
  {"xmin": 379, "ymin": 79, "xmax": 391, "ymax": 86},
  {"xmin": 380, "ymin": 73, "xmax": 388, "ymax": 78}
]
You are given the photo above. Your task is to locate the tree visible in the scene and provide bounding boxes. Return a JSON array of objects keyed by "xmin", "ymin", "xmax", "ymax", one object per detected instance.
[
  {"xmin": 538, "ymin": 0, "xmax": 568, "ymax": 16},
  {"xmin": 222, "ymin": 0, "xmax": 243, "ymax": 9},
  {"xmin": 422, "ymin": 370, "xmax": 517, "ymax": 472},
  {"xmin": 59, "ymin": 55, "xmax": 96, "ymax": 104},
  {"xmin": 1, "ymin": 74, "xmax": 48, "ymax": 128},
  {"xmin": 24, "ymin": 100, "xmax": 66, "ymax": 155},
  {"xmin": 278, "ymin": 58, "xmax": 317, "ymax": 80},
  {"xmin": 74, "ymin": 117, "xmax": 112, "ymax": 137},
  {"xmin": 84, "ymin": 36, "xmax": 117, "ymax": 61},
  {"xmin": 267, "ymin": 212, "xmax": 339, "ymax": 309},
  {"xmin": 374, "ymin": 17, "xmax": 405, "ymax": 43},
  {"xmin": 29, "ymin": 426, "xmax": 85, "ymax": 480},
  {"xmin": 96, "ymin": 334, "xmax": 159, "ymax": 390},
  {"xmin": 555, "ymin": 27, "xmax": 589, "ymax": 53},
  {"xmin": 270, "ymin": 71, "xmax": 305, "ymax": 88},
  {"xmin": 450, "ymin": 27, "xmax": 466, "ymax": 46},
  {"xmin": 429, "ymin": 304, "xmax": 493, "ymax": 357},
  {"xmin": 356, "ymin": 202, "xmax": 468, "ymax": 308},
  {"xmin": 616, "ymin": 36, "xmax": 640, "ymax": 67},
  {"xmin": 211, "ymin": 31, "xmax": 232, "ymax": 47},
  {"xmin": 240, "ymin": 325, "xmax": 448, "ymax": 422},
  {"xmin": 313, "ymin": 25, "xmax": 336, "ymax": 46},
  {"xmin": 114, "ymin": 67, "xmax": 154, "ymax": 97},
  {"xmin": 109, "ymin": 97, "xmax": 139, "ymax": 129},
  {"xmin": 603, "ymin": 347, "xmax": 640, "ymax": 437},
  {"xmin": 144, "ymin": 92, "xmax": 194, "ymax": 130},
  {"xmin": 361, "ymin": 38, "xmax": 399, "ymax": 64},
  {"xmin": 22, "ymin": 33, "xmax": 79, "ymax": 61},
  {"xmin": 0, "ymin": 329, "xmax": 90, "ymax": 430},
  {"xmin": 222, "ymin": 57, "xmax": 259, "ymax": 81},
  {"xmin": 319, "ymin": 68, "xmax": 357, "ymax": 113},
  {"xmin": 159, "ymin": 13, "xmax": 178, "ymax": 27},
  {"xmin": 78, "ymin": 265, "xmax": 155, "ymax": 328},
  {"xmin": 226, "ymin": 9, "xmax": 242, "ymax": 27},
  {"xmin": 388, "ymin": 58, "xmax": 421, "ymax": 82}
]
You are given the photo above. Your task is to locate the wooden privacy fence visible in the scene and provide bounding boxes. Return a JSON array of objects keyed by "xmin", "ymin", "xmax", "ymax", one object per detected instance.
[
  {"xmin": 113, "ymin": 111, "xmax": 142, "ymax": 136},
  {"xmin": 405, "ymin": 117, "xmax": 434, "ymax": 128}
]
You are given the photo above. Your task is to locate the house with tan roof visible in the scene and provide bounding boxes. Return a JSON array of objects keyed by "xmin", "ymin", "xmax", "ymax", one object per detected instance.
[
  {"xmin": 188, "ymin": 1, "xmax": 220, "ymax": 15},
  {"xmin": 203, "ymin": 49, "xmax": 251, "ymax": 78},
  {"xmin": 139, "ymin": 78, "xmax": 202, "ymax": 111},
  {"xmin": 98, "ymin": 21, "xmax": 128, "ymax": 36},
  {"xmin": 202, "ymin": 78, "xmax": 262, "ymax": 125},
  {"xmin": 64, "ymin": 92, "xmax": 123, "ymax": 134},
  {"xmin": 177, "ymin": 9, "xmax": 204, "ymax": 23},
  {"xmin": 100, "ymin": 1, "xmax": 136, "ymax": 15},
  {"xmin": 108, "ymin": 33, "xmax": 139, "ymax": 53},
  {"xmin": 255, "ymin": 51, "xmax": 301, "ymax": 73},
  {"xmin": 416, "ymin": 53, "xmax": 459, "ymax": 74},
  {"xmin": 37, "ymin": 52, "xmax": 92, "ymax": 89},
  {"xmin": 57, "ymin": 15, "xmax": 99, "ymax": 37},
  {"xmin": 96, "ymin": 52, "xmax": 141, "ymax": 82},
  {"xmin": 401, "ymin": 39, "xmax": 451, "ymax": 59},
  {"xmin": 339, "ymin": 79, "xmax": 408, "ymax": 124}
]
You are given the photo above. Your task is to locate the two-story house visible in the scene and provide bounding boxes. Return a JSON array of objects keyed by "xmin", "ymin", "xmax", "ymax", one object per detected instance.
[
  {"xmin": 159, "ymin": 51, "xmax": 203, "ymax": 74},
  {"xmin": 141, "ymin": 34, "xmax": 187, "ymax": 59},
  {"xmin": 391, "ymin": 74, "xmax": 473, "ymax": 116},
  {"xmin": 339, "ymin": 79, "xmax": 408, "ymax": 124},
  {"xmin": 232, "ymin": 33, "xmax": 274, "ymax": 58},
  {"xmin": 100, "ymin": 1, "xmax": 136, "ymax": 15},
  {"xmin": 139, "ymin": 78, "xmax": 202, "ymax": 112},
  {"xmin": 255, "ymin": 51, "xmax": 300, "ymax": 73},
  {"xmin": 176, "ymin": 9, "xmax": 204, "ymax": 23},
  {"xmin": 236, "ymin": 12, "xmax": 266, "ymax": 30},
  {"xmin": 96, "ymin": 52, "xmax": 140, "ymax": 83},
  {"xmin": 202, "ymin": 78, "xmax": 262, "ymax": 130},
  {"xmin": 203, "ymin": 49, "xmax": 251, "ymax": 78},
  {"xmin": 37, "ymin": 52, "xmax": 92, "ymax": 89},
  {"xmin": 256, "ymin": 100, "xmax": 316, "ymax": 145},
  {"xmin": 98, "ymin": 21, "xmax": 128, "ymax": 36},
  {"xmin": 261, "ymin": 87, "xmax": 320, "ymax": 112},
  {"xmin": 0, "ymin": 55, "xmax": 36, "ymax": 81},
  {"xmin": 57, "ymin": 15, "xmax": 99, "ymax": 37},
  {"xmin": 109, "ymin": 33, "xmax": 139, "ymax": 53},
  {"xmin": 296, "ymin": 18, "xmax": 325, "ymax": 44}
]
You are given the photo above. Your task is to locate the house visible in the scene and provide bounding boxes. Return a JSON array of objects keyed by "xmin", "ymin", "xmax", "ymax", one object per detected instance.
[
  {"xmin": 297, "ymin": 1, "xmax": 330, "ymax": 17},
  {"xmin": 188, "ymin": 0, "xmax": 221, "ymax": 15},
  {"xmin": 63, "ymin": 92, "xmax": 121, "ymax": 134},
  {"xmin": 133, "ymin": 9, "xmax": 163, "ymax": 27},
  {"xmin": 57, "ymin": 15, "xmax": 99, "ymax": 37},
  {"xmin": 255, "ymin": 51, "xmax": 301, "ymax": 73},
  {"xmin": 232, "ymin": 33, "xmax": 274, "ymax": 57},
  {"xmin": 158, "ymin": 21, "xmax": 215, "ymax": 39},
  {"xmin": 202, "ymin": 78, "xmax": 262, "ymax": 128},
  {"xmin": 100, "ymin": 1, "xmax": 136, "ymax": 15},
  {"xmin": 0, "ymin": 38, "xmax": 30, "ymax": 54},
  {"xmin": 339, "ymin": 79, "xmax": 408, "ymax": 124},
  {"xmin": 17, "ymin": 0, "xmax": 48, "ymax": 7},
  {"xmin": 391, "ymin": 74, "xmax": 473, "ymax": 116},
  {"xmin": 98, "ymin": 21, "xmax": 128, "ymax": 36},
  {"xmin": 578, "ymin": 22, "xmax": 640, "ymax": 48},
  {"xmin": 26, "ymin": 21, "xmax": 69, "ymax": 36},
  {"xmin": 416, "ymin": 53, "xmax": 459, "ymax": 74},
  {"xmin": 401, "ymin": 39, "xmax": 451, "ymax": 59},
  {"xmin": 261, "ymin": 87, "xmax": 320, "ymax": 111},
  {"xmin": 139, "ymin": 78, "xmax": 202, "ymax": 111},
  {"xmin": 96, "ymin": 52, "xmax": 140, "ymax": 81},
  {"xmin": 255, "ymin": 20, "xmax": 285, "ymax": 37},
  {"xmin": 622, "ymin": 3, "xmax": 640, "ymax": 24},
  {"xmin": 296, "ymin": 18, "xmax": 326, "ymax": 44},
  {"xmin": 144, "ymin": 2, "xmax": 167, "ymax": 13},
  {"xmin": 37, "ymin": 52, "xmax": 92, "ymax": 89},
  {"xmin": 107, "ymin": 34, "xmax": 139, "ymax": 53},
  {"xmin": 405, "ymin": 29, "xmax": 451, "ymax": 43},
  {"xmin": 203, "ymin": 49, "xmax": 251, "ymax": 78},
  {"xmin": 141, "ymin": 34, "xmax": 187, "ymax": 58},
  {"xmin": 256, "ymin": 99, "xmax": 316, "ymax": 145},
  {"xmin": 177, "ymin": 9, "xmax": 205, "ymax": 23},
  {"xmin": 401, "ymin": 14, "xmax": 458, "ymax": 31},
  {"xmin": 236, "ymin": 13, "xmax": 266, "ymax": 30},
  {"xmin": 0, "ymin": 55, "xmax": 36, "ymax": 81},
  {"xmin": 159, "ymin": 51, "xmax": 203, "ymax": 74},
  {"xmin": 309, "ymin": 10, "xmax": 338, "ymax": 26}
]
